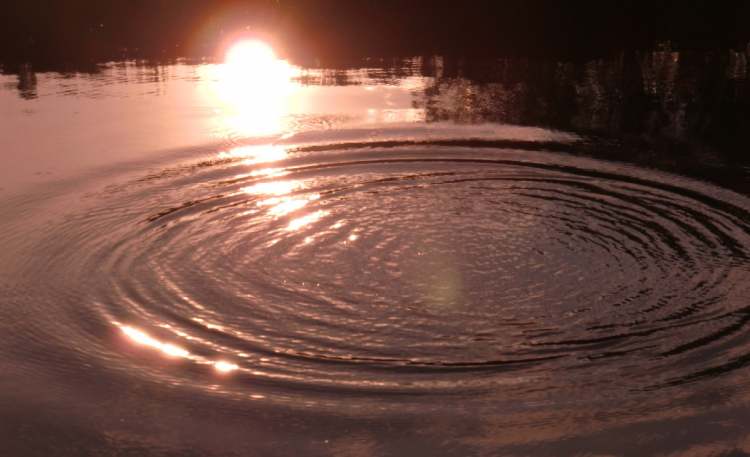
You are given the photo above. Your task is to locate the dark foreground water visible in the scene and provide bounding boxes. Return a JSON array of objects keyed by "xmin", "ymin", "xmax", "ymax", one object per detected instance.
[{"xmin": 2, "ymin": 50, "xmax": 750, "ymax": 456}]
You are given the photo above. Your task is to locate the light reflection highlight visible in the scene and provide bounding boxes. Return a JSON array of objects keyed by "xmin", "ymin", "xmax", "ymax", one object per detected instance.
[
  {"xmin": 287, "ymin": 210, "xmax": 328, "ymax": 231},
  {"xmin": 119, "ymin": 324, "xmax": 242, "ymax": 376},
  {"xmin": 249, "ymin": 167, "xmax": 288, "ymax": 178},
  {"xmin": 214, "ymin": 361, "xmax": 239, "ymax": 373},
  {"xmin": 207, "ymin": 40, "xmax": 300, "ymax": 138},
  {"xmin": 225, "ymin": 41, "xmax": 276, "ymax": 68},
  {"xmin": 120, "ymin": 325, "xmax": 190, "ymax": 358},
  {"xmin": 241, "ymin": 178, "xmax": 323, "ymax": 218},
  {"xmin": 218, "ymin": 145, "xmax": 288, "ymax": 164},
  {"xmin": 241, "ymin": 180, "xmax": 301, "ymax": 196},
  {"xmin": 261, "ymin": 196, "xmax": 318, "ymax": 217}
]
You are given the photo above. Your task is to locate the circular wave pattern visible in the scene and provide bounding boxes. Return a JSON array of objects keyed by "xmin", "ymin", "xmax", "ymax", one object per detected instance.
[{"xmin": 18, "ymin": 142, "xmax": 750, "ymax": 412}]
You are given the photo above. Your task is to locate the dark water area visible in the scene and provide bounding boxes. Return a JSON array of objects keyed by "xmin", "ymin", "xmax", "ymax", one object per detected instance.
[{"xmin": 3, "ymin": 4, "xmax": 750, "ymax": 456}]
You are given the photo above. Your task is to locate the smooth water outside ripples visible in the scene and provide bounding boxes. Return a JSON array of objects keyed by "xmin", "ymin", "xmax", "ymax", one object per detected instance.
[{"xmin": 2, "ymin": 45, "xmax": 750, "ymax": 456}]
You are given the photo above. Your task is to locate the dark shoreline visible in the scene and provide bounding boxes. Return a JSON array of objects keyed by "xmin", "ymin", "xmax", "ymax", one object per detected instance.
[{"xmin": 2, "ymin": 0, "xmax": 749, "ymax": 68}]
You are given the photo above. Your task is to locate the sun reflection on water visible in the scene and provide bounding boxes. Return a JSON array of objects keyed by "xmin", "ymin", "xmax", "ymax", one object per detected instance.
[
  {"xmin": 214, "ymin": 360, "xmax": 239, "ymax": 374},
  {"xmin": 249, "ymin": 167, "xmax": 288, "ymax": 178},
  {"xmin": 218, "ymin": 144, "xmax": 288, "ymax": 164},
  {"xmin": 205, "ymin": 40, "xmax": 300, "ymax": 138},
  {"xmin": 238, "ymin": 177, "xmax": 326, "ymax": 218},
  {"xmin": 241, "ymin": 180, "xmax": 301, "ymax": 196},
  {"xmin": 120, "ymin": 325, "xmax": 190, "ymax": 358},
  {"xmin": 287, "ymin": 210, "xmax": 328, "ymax": 231},
  {"xmin": 119, "ymin": 324, "xmax": 241, "ymax": 375},
  {"xmin": 260, "ymin": 195, "xmax": 320, "ymax": 217}
]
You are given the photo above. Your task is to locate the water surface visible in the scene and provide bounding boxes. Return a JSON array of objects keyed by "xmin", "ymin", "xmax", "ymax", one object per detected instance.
[{"xmin": 2, "ymin": 48, "xmax": 750, "ymax": 456}]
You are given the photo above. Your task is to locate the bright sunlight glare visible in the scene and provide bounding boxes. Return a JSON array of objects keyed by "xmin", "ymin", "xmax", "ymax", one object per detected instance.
[
  {"xmin": 225, "ymin": 40, "xmax": 277, "ymax": 68},
  {"xmin": 203, "ymin": 40, "xmax": 300, "ymax": 138}
]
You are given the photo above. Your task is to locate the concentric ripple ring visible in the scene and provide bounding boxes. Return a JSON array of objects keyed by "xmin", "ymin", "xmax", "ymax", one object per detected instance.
[{"xmin": 6, "ymin": 141, "xmax": 750, "ymax": 414}]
